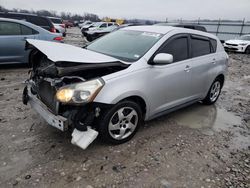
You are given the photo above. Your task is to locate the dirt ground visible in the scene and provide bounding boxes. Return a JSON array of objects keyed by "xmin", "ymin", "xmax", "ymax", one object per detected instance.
[{"xmin": 0, "ymin": 27, "xmax": 249, "ymax": 188}]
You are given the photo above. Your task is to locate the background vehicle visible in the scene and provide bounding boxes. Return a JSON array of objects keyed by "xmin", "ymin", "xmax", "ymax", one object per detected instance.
[
  {"xmin": 174, "ymin": 24, "xmax": 207, "ymax": 32},
  {"xmin": 85, "ymin": 23, "xmax": 143, "ymax": 41},
  {"xmin": 47, "ymin": 17, "xmax": 66, "ymax": 37},
  {"xmin": 0, "ymin": 18, "xmax": 63, "ymax": 65},
  {"xmin": 223, "ymin": 35, "xmax": 250, "ymax": 54},
  {"xmin": 155, "ymin": 22, "xmax": 207, "ymax": 32},
  {"xmin": 0, "ymin": 12, "xmax": 56, "ymax": 33},
  {"xmin": 81, "ymin": 22, "xmax": 118, "ymax": 36},
  {"xmin": 63, "ymin": 20, "xmax": 74, "ymax": 28},
  {"xmin": 78, "ymin": 20, "xmax": 92, "ymax": 28},
  {"xmin": 85, "ymin": 25, "xmax": 119, "ymax": 41},
  {"xmin": 23, "ymin": 26, "xmax": 228, "ymax": 146}
]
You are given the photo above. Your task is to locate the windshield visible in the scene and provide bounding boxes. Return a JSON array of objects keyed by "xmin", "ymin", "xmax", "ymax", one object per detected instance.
[
  {"xmin": 92, "ymin": 22, "xmax": 103, "ymax": 27},
  {"xmin": 238, "ymin": 35, "xmax": 250, "ymax": 41},
  {"xmin": 87, "ymin": 30, "xmax": 163, "ymax": 62}
]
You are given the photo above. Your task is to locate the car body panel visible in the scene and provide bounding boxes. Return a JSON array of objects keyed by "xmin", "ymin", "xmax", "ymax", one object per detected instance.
[{"xmin": 26, "ymin": 39, "xmax": 122, "ymax": 63}]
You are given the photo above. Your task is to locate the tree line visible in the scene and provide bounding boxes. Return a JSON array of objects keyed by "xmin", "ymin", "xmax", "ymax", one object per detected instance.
[{"xmin": 0, "ymin": 5, "xmax": 100, "ymax": 22}]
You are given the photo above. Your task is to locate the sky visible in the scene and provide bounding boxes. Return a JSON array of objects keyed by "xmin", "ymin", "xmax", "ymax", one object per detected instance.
[{"xmin": 1, "ymin": 0, "xmax": 250, "ymax": 21}]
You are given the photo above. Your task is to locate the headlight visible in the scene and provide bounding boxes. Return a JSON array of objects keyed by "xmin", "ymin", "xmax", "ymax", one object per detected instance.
[
  {"xmin": 239, "ymin": 43, "xmax": 248, "ymax": 46},
  {"xmin": 56, "ymin": 78, "xmax": 104, "ymax": 104}
]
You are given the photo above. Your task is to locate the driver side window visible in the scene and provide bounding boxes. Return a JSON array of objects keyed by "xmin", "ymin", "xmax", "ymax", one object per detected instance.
[{"xmin": 159, "ymin": 37, "xmax": 189, "ymax": 63}]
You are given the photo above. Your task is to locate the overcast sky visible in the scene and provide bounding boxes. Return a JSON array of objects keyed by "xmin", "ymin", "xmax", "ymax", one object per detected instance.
[{"xmin": 1, "ymin": 0, "xmax": 250, "ymax": 21}]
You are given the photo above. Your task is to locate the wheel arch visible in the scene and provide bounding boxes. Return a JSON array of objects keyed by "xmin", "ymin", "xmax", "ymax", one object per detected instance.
[
  {"xmin": 216, "ymin": 74, "xmax": 225, "ymax": 87},
  {"xmin": 119, "ymin": 95, "xmax": 147, "ymax": 118}
]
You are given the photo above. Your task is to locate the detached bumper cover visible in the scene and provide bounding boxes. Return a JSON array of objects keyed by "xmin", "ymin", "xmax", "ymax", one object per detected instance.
[{"xmin": 24, "ymin": 86, "xmax": 68, "ymax": 131}]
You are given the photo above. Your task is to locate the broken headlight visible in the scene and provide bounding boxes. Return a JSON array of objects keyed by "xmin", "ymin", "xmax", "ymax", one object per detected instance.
[{"xmin": 56, "ymin": 78, "xmax": 104, "ymax": 104}]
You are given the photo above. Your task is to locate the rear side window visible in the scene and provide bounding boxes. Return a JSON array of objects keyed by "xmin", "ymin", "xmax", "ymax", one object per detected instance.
[
  {"xmin": 0, "ymin": 21, "xmax": 21, "ymax": 35},
  {"xmin": 210, "ymin": 39, "xmax": 217, "ymax": 53},
  {"xmin": 20, "ymin": 25, "xmax": 37, "ymax": 35},
  {"xmin": 159, "ymin": 37, "xmax": 189, "ymax": 62},
  {"xmin": 191, "ymin": 37, "xmax": 211, "ymax": 57}
]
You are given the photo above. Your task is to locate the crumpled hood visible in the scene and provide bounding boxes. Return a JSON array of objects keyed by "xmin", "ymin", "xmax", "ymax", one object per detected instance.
[
  {"xmin": 225, "ymin": 40, "xmax": 249, "ymax": 45},
  {"xmin": 26, "ymin": 39, "xmax": 119, "ymax": 63}
]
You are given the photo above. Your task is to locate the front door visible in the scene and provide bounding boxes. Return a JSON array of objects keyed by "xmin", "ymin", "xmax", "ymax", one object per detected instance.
[{"xmin": 148, "ymin": 34, "xmax": 193, "ymax": 115}]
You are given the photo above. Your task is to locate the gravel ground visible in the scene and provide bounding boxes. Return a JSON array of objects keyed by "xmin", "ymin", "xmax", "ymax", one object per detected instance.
[{"xmin": 0, "ymin": 27, "xmax": 249, "ymax": 188}]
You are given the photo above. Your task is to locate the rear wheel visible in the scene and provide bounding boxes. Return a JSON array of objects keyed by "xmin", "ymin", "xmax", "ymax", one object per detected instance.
[
  {"xmin": 202, "ymin": 78, "xmax": 222, "ymax": 105},
  {"xmin": 245, "ymin": 46, "xmax": 250, "ymax": 54},
  {"xmin": 98, "ymin": 101, "xmax": 142, "ymax": 144}
]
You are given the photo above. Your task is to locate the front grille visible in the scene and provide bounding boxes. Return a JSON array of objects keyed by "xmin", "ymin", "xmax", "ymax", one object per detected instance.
[
  {"xmin": 224, "ymin": 47, "xmax": 238, "ymax": 51},
  {"xmin": 225, "ymin": 43, "xmax": 238, "ymax": 46},
  {"xmin": 37, "ymin": 80, "xmax": 58, "ymax": 114}
]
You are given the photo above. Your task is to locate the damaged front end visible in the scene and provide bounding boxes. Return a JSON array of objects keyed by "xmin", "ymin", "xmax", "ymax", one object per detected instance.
[{"xmin": 23, "ymin": 39, "xmax": 129, "ymax": 148}]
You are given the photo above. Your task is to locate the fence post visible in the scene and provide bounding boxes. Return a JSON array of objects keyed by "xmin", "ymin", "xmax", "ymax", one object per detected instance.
[
  {"xmin": 239, "ymin": 18, "xmax": 245, "ymax": 36},
  {"xmin": 216, "ymin": 19, "xmax": 221, "ymax": 36}
]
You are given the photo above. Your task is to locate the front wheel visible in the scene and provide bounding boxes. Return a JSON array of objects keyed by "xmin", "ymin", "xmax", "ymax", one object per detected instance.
[
  {"xmin": 202, "ymin": 79, "xmax": 222, "ymax": 105},
  {"xmin": 245, "ymin": 46, "xmax": 250, "ymax": 54},
  {"xmin": 98, "ymin": 101, "xmax": 142, "ymax": 144}
]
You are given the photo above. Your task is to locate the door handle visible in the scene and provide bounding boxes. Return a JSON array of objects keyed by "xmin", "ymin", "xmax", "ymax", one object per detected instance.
[
  {"xmin": 184, "ymin": 65, "xmax": 191, "ymax": 72},
  {"xmin": 211, "ymin": 58, "xmax": 216, "ymax": 64}
]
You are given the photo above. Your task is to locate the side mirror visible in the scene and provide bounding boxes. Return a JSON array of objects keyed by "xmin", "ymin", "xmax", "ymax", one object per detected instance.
[{"xmin": 153, "ymin": 53, "xmax": 173, "ymax": 64}]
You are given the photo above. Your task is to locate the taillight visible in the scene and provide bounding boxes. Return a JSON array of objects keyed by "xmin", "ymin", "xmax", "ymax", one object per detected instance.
[
  {"xmin": 60, "ymin": 24, "xmax": 65, "ymax": 28},
  {"xmin": 53, "ymin": 36, "xmax": 63, "ymax": 41},
  {"xmin": 50, "ymin": 27, "xmax": 56, "ymax": 33}
]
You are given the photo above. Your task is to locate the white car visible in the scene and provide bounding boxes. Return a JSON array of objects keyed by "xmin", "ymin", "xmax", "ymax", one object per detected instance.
[
  {"xmin": 48, "ymin": 17, "xmax": 66, "ymax": 37},
  {"xmin": 223, "ymin": 35, "xmax": 250, "ymax": 54},
  {"xmin": 78, "ymin": 20, "xmax": 92, "ymax": 28}
]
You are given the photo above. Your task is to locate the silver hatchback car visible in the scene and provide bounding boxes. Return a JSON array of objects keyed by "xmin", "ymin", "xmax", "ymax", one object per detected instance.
[{"xmin": 23, "ymin": 26, "xmax": 228, "ymax": 145}]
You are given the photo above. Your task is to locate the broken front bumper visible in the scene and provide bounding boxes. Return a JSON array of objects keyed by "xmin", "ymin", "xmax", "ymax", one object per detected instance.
[{"xmin": 23, "ymin": 86, "xmax": 68, "ymax": 131}]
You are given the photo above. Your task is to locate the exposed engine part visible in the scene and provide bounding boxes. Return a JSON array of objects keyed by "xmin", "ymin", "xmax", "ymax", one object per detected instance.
[
  {"xmin": 29, "ymin": 49, "xmax": 129, "ymax": 79},
  {"xmin": 74, "ymin": 108, "xmax": 95, "ymax": 131}
]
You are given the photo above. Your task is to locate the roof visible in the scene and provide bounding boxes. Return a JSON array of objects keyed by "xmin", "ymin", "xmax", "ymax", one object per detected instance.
[
  {"xmin": 122, "ymin": 25, "xmax": 218, "ymax": 39},
  {"xmin": 123, "ymin": 26, "xmax": 175, "ymax": 34},
  {"xmin": 7, "ymin": 12, "xmax": 37, "ymax": 16}
]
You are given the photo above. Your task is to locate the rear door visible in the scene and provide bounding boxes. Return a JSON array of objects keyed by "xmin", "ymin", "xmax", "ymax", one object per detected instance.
[
  {"xmin": 0, "ymin": 21, "xmax": 37, "ymax": 64},
  {"xmin": 188, "ymin": 34, "xmax": 216, "ymax": 99}
]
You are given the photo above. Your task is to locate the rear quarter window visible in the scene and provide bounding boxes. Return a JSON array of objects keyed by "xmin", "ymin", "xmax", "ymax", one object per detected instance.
[
  {"xmin": 210, "ymin": 39, "xmax": 217, "ymax": 53},
  {"xmin": 20, "ymin": 24, "xmax": 38, "ymax": 35}
]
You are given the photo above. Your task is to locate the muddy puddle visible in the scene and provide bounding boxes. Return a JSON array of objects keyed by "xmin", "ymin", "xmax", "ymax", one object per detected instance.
[{"xmin": 168, "ymin": 104, "xmax": 249, "ymax": 149}]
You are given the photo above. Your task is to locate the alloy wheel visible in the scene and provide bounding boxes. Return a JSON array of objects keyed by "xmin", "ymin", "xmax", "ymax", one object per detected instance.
[
  {"xmin": 108, "ymin": 107, "xmax": 138, "ymax": 140},
  {"xmin": 210, "ymin": 81, "xmax": 221, "ymax": 102}
]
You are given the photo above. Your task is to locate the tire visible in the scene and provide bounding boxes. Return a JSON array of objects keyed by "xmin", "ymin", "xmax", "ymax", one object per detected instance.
[
  {"xmin": 86, "ymin": 35, "xmax": 93, "ymax": 42},
  {"xmin": 245, "ymin": 46, "xmax": 250, "ymax": 54},
  {"xmin": 98, "ymin": 100, "xmax": 142, "ymax": 144},
  {"xmin": 202, "ymin": 78, "xmax": 223, "ymax": 105}
]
